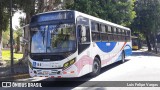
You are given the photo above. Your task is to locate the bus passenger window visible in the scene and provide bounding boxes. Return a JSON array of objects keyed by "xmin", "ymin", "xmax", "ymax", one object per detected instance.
[
  {"xmin": 108, "ymin": 26, "xmax": 111, "ymax": 33},
  {"xmin": 91, "ymin": 22, "xmax": 95, "ymax": 31},
  {"xmin": 95, "ymin": 23, "xmax": 99, "ymax": 32},
  {"xmin": 91, "ymin": 22, "xmax": 100, "ymax": 41},
  {"xmin": 85, "ymin": 26, "xmax": 90, "ymax": 42},
  {"xmin": 101, "ymin": 25, "xmax": 106, "ymax": 33},
  {"xmin": 121, "ymin": 30, "xmax": 125, "ymax": 41},
  {"xmin": 111, "ymin": 27, "xmax": 114, "ymax": 33},
  {"xmin": 105, "ymin": 25, "xmax": 108, "ymax": 32},
  {"xmin": 101, "ymin": 25, "xmax": 107, "ymax": 41},
  {"xmin": 114, "ymin": 28, "xmax": 117, "ymax": 41}
]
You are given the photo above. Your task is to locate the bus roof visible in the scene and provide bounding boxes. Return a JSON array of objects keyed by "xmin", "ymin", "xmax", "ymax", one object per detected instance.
[
  {"xmin": 34, "ymin": 10, "xmax": 130, "ymax": 30},
  {"xmin": 74, "ymin": 11, "xmax": 130, "ymax": 30}
]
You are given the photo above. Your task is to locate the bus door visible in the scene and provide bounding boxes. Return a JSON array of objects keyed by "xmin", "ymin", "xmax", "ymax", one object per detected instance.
[{"xmin": 76, "ymin": 16, "xmax": 91, "ymax": 74}]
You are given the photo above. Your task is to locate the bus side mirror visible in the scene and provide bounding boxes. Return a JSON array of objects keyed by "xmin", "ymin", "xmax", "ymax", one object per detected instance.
[{"xmin": 79, "ymin": 25, "xmax": 87, "ymax": 43}]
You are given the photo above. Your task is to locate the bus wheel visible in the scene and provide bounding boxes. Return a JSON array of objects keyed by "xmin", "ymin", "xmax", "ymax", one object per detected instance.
[
  {"xmin": 90, "ymin": 57, "xmax": 101, "ymax": 77},
  {"xmin": 121, "ymin": 51, "xmax": 125, "ymax": 63}
]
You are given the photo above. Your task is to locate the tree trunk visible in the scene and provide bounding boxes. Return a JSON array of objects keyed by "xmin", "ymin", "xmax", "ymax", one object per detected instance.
[
  {"xmin": 0, "ymin": 30, "xmax": 2, "ymax": 60},
  {"xmin": 16, "ymin": 36, "xmax": 20, "ymax": 53},
  {"xmin": 146, "ymin": 35, "xmax": 151, "ymax": 51},
  {"xmin": 22, "ymin": 23, "xmax": 30, "ymax": 60}
]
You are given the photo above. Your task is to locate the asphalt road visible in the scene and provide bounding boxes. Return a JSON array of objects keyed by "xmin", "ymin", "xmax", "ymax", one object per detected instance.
[{"xmin": 1, "ymin": 49, "xmax": 160, "ymax": 90}]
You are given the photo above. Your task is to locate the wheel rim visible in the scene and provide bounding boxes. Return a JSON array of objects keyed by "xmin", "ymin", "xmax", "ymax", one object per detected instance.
[{"xmin": 93, "ymin": 61, "xmax": 99, "ymax": 73}]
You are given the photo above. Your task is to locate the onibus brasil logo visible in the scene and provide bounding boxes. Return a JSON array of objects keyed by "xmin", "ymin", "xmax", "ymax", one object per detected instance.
[{"xmin": 2, "ymin": 82, "xmax": 42, "ymax": 87}]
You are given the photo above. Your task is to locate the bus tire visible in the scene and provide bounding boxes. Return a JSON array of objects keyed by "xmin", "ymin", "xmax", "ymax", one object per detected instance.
[
  {"xmin": 121, "ymin": 51, "xmax": 125, "ymax": 63},
  {"xmin": 90, "ymin": 57, "xmax": 101, "ymax": 77}
]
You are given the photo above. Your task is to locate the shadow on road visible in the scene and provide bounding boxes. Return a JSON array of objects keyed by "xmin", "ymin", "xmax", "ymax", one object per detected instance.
[
  {"xmin": 131, "ymin": 50, "xmax": 160, "ymax": 57},
  {"xmin": 2, "ymin": 49, "xmax": 160, "ymax": 90},
  {"xmin": 1, "ymin": 61, "xmax": 131, "ymax": 90},
  {"xmin": 32, "ymin": 60, "xmax": 130, "ymax": 89}
]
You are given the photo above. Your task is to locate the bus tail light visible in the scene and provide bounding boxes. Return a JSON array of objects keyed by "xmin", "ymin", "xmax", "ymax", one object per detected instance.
[
  {"xmin": 58, "ymin": 76, "xmax": 62, "ymax": 78},
  {"xmin": 50, "ymin": 76, "xmax": 54, "ymax": 78}
]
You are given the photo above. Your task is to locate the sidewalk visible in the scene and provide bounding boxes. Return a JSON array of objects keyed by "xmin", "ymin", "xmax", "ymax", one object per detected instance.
[
  {"xmin": 140, "ymin": 47, "xmax": 160, "ymax": 57},
  {"xmin": 0, "ymin": 74, "xmax": 30, "ymax": 81},
  {"xmin": 0, "ymin": 60, "xmax": 30, "ymax": 81}
]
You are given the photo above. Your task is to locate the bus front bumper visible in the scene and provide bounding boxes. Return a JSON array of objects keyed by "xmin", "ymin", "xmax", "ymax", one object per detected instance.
[{"xmin": 29, "ymin": 66, "xmax": 78, "ymax": 78}]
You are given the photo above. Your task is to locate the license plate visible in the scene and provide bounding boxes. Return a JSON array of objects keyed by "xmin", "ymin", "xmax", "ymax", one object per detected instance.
[{"xmin": 43, "ymin": 71, "xmax": 50, "ymax": 75}]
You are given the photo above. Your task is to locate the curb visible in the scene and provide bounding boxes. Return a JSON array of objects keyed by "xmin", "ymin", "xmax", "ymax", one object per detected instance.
[
  {"xmin": 147, "ymin": 51, "xmax": 160, "ymax": 57},
  {"xmin": 0, "ymin": 74, "xmax": 30, "ymax": 81},
  {"xmin": 140, "ymin": 48, "xmax": 160, "ymax": 57}
]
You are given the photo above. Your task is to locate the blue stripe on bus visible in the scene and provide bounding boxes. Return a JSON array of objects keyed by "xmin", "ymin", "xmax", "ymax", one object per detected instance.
[
  {"xmin": 96, "ymin": 42, "xmax": 117, "ymax": 53},
  {"xmin": 125, "ymin": 49, "xmax": 132, "ymax": 56},
  {"xmin": 124, "ymin": 45, "xmax": 132, "ymax": 56},
  {"xmin": 115, "ymin": 45, "xmax": 132, "ymax": 62},
  {"xmin": 125, "ymin": 44, "xmax": 132, "ymax": 49}
]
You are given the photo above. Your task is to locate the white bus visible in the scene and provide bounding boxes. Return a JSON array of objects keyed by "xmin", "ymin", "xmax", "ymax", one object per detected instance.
[{"xmin": 28, "ymin": 10, "xmax": 132, "ymax": 78}]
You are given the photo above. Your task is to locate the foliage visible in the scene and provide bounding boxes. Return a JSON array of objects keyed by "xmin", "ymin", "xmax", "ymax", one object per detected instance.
[
  {"xmin": 66, "ymin": 0, "xmax": 136, "ymax": 26},
  {"xmin": 2, "ymin": 49, "xmax": 23, "ymax": 61},
  {"xmin": 14, "ymin": 0, "xmax": 63, "ymax": 24},
  {"xmin": 0, "ymin": 0, "xmax": 10, "ymax": 59},
  {"xmin": 13, "ymin": 0, "xmax": 36, "ymax": 23},
  {"xmin": 0, "ymin": 0, "xmax": 10, "ymax": 32},
  {"xmin": 15, "ymin": 27, "xmax": 23, "ymax": 37},
  {"xmin": 2, "ymin": 28, "xmax": 21, "ymax": 48},
  {"xmin": 2, "ymin": 29, "xmax": 10, "ymax": 48},
  {"xmin": 131, "ymin": 0, "xmax": 160, "ymax": 51}
]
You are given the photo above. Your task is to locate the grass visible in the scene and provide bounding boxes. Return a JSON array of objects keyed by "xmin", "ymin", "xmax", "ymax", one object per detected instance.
[{"xmin": 2, "ymin": 50, "xmax": 23, "ymax": 64}]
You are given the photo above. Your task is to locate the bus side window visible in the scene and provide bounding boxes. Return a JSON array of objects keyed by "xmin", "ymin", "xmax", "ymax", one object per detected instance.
[
  {"xmin": 114, "ymin": 28, "xmax": 118, "ymax": 41},
  {"xmin": 105, "ymin": 25, "xmax": 108, "ymax": 33},
  {"xmin": 121, "ymin": 29, "xmax": 125, "ymax": 41},
  {"xmin": 91, "ymin": 21, "xmax": 100, "ymax": 41},
  {"xmin": 108, "ymin": 26, "xmax": 112, "ymax": 41},
  {"xmin": 91, "ymin": 22, "xmax": 95, "ymax": 31},
  {"xmin": 127, "ymin": 31, "xmax": 131, "ymax": 41},
  {"xmin": 111, "ymin": 27, "xmax": 114, "ymax": 41},
  {"xmin": 78, "ymin": 25, "xmax": 90, "ymax": 43},
  {"xmin": 85, "ymin": 26, "xmax": 90, "ymax": 42},
  {"xmin": 105, "ymin": 25, "xmax": 109, "ymax": 41},
  {"xmin": 117, "ymin": 28, "xmax": 121, "ymax": 41},
  {"xmin": 125, "ymin": 30, "xmax": 128, "ymax": 41},
  {"xmin": 77, "ymin": 25, "xmax": 82, "ymax": 42},
  {"xmin": 100, "ymin": 24, "xmax": 107, "ymax": 41}
]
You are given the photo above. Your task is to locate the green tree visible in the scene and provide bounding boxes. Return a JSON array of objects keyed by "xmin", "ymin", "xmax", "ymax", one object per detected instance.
[
  {"xmin": 14, "ymin": 0, "xmax": 64, "ymax": 60},
  {"xmin": 14, "ymin": 0, "xmax": 36, "ymax": 24},
  {"xmin": 66, "ymin": 0, "xmax": 136, "ymax": 26},
  {"xmin": 0, "ymin": 0, "xmax": 10, "ymax": 60},
  {"xmin": 132, "ymin": 0, "xmax": 160, "ymax": 51},
  {"xmin": 2, "ymin": 29, "xmax": 10, "ymax": 48},
  {"xmin": 14, "ymin": 27, "xmax": 23, "ymax": 53}
]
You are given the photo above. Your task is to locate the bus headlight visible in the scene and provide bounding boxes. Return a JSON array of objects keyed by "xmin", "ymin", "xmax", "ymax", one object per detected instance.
[{"xmin": 63, "ymin": 58, "xmax": 75, "ymax": 70}]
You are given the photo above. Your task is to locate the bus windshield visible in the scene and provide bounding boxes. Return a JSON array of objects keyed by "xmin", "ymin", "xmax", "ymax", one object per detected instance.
[{"xmin": 31, "ymin": 23, "xmax": 76, "ymax": 53}]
